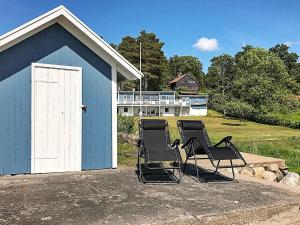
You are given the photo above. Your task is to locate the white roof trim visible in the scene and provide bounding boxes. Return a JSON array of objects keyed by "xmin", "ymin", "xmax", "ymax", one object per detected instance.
[{"xmin": 0, "ymin": 5, "xmax": 143, "ymax": 80}]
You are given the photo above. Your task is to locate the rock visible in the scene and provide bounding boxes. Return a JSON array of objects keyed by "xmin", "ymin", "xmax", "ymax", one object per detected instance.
[
  {"xmin": 120, "ymin": 133, "xmax": 139, "ymax": 145},
  {"xmin": 220, "ymin": 168, "xmax": 240, "ymax": 174},
  {"xmin": 265, "ymin": 163, "xmax": 279, "ymax": 173},
  {"xmin": 253, "ymin": 167, "xmax": 265, "ymax": 179},
  {"xmin": 279, "ymin": 172, "xmax": 300, "ymax": 186},
  {"xmin": 240, "ymin": 168, "xmax": 254, "ymax": 177},
  {"xmin": 275, "ymin": 170, "xmax": 284, "ymax": 182},
  {"xmin": 263, "ymin": 171, "xmax": 277, "ymax": 182},
  {"xmin": 279, "ymin": 166, "xmax": 289, "ymax": 176}
]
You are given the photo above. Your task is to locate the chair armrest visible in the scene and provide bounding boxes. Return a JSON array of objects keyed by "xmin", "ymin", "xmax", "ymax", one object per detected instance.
[
  {"xmin": 171, "ymin": 139, "xmax": 180, "ymax": 147},
  {"xmin": 181, "ymin": 137, "xmax": 197, "ymax": 149},
  {"xmin": 213, "ymin": 136, "xmax": 232, "ymax": 147}
]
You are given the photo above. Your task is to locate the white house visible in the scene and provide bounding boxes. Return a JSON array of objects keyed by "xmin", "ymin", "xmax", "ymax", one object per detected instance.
[{"xmin": 117, "ymin": 91, "xmax": 208, "ymax": 116}]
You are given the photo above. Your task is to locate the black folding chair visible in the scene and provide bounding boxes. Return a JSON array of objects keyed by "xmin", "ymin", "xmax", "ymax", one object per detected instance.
[
  {"xmin": 137, "ymin": 119, "xmax": 182, "ymax": 184},
  {"xmin": 177, "ymin": 120, "xmax": 246, "ymax": 181}
]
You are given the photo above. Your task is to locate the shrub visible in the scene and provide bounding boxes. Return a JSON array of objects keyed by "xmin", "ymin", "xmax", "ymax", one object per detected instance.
[
  {"xmin": 211, "ymin": 97, "xmax": 300, "ymax": 129},
  {"xmin": 254, "ymin": 114, "xmax": 300, "ymax": 129},
  {"xmin": 117, "ymin": 115, "xmax": 135, "ymax": 134},
  {"xmin": 224, "ymin": 100, "xmax": 257, "ymax": 124}
]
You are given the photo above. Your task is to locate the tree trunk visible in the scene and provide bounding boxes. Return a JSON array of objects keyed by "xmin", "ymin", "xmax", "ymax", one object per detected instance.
[{"xmin": 144, "ymin": 77, "xmax": 148, "ymax": 91}]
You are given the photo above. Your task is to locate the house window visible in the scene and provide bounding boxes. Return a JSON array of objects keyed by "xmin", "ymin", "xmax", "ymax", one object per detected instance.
[
  {"xmin": 165, "ymin": 108, "xmax": 169, "ymax": 113},
  {"xmin": 124, "ymin": 107, "xmax": 128, "ymax": 112},
  {"xmin": 161, "ymin": 95, "xmax": 169, "ymax": 100}
]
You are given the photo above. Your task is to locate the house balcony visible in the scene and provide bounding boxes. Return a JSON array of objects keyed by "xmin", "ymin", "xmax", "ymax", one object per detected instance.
[{"xmin": 117, "ymin": 100, "xmax": 191, "ymax": 107}]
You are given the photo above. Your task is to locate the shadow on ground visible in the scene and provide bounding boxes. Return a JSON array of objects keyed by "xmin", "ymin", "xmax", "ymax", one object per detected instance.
[
  {"xmin": 0, "ymin": 168, "xmax": 299, "ymax": 225},
  {"xmin": 221, "ymin": 122, "xmax": 242, "ymax": 126},
  {"xmin": 136, "ymin": 163, "xmax": 233, "ymax": 183},
  {"xmin": 182, "ymin": 163, "xmax": 234, "ymax": 182},
  {"xmin": 136, "ymin": 163, "xmax": 180, "ymax": 183}
]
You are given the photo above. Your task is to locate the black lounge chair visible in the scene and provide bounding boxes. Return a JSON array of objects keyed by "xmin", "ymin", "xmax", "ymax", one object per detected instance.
[
  {"xmin": 137, "ymin": 119, "xmax": 182, "ymax": 184},
  {"xmin": 177, "ymin": 120, "xmax": 246, "ymax": 181}
]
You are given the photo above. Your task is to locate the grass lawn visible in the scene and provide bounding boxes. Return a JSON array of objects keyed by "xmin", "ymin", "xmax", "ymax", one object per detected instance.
[
  {"xmin": 118, "ymin": 110, "xmax": 300, "ymax": 173},
  {"xmin": 273, "ymin": 109, "xmax": 300, "ymax": 123}
]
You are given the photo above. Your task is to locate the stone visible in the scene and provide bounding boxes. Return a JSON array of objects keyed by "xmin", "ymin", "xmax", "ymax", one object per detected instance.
[
  {"xmin": 263, "ymin": 171, "xmax": 277, "ymax": 182},
  {"xmin": 275, "ymin": 170, "xmax": 284, "ymax": 182},
  {"xmin": 279, "ymin": 172, "xmax": 300, "ymax": 186},
  {"xmin": 253, "ymin": 167, "xmax": 265, "ymax": 179},
  {"xmin": 240, "ymin": 168, "xmax": 254, "ymax": 177},
  {"xmin": 280, "ymin": 167, "xmax": 289, "ymax": 176},
  {"xmin": 121, "ymin": 133, "xmax": 139, "ymax": 145},
  {"xmin": 265, "ymin": 163, "xmax": 279, "ymax": 173}
]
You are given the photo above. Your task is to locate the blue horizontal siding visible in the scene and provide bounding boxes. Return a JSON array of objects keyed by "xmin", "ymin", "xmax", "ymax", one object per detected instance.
[
  {"xmin": 190, "ymin": 96, "xmax": 207, "ymax": 105},
  {"xmin": 191, "ymin": 105, "xmax": 207, "ymax": 109}
]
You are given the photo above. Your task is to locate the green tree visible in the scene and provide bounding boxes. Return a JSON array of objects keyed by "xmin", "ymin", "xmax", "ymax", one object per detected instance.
[
  {"xmin": 269, "ymin": 44, "xmax": 300, "ymax": 92},
  {"xmin": 206, "ymin": 54, "xmax": 236, "ymax": 115},
  {"xmin": 269, "ymin": 44, "xmax": 298, "ymax": 74},
  {"xmin": 117, "ymin": 36, "xmax": 140, "ymax": 90},
  {"xmin": 117, "ymin": 31, "xmax": 168, "ymax": 91},
  {"xmin": 234, "ymin": 48, "xmax": 296, "ymax": 113},
  {"xmin": 290, "ymin": 63, "xmax": 300, "ymax": 85},
  {"xmin": 235, "ymin": 44, "xmax": 254, "ymax": 61},
  {"xmin": 168, "ymin": 55, "xmax": 205, "ymax": 89},
  {"xmin": 109, "ymin": 43, "xmax": 118, "ymax": 49}
]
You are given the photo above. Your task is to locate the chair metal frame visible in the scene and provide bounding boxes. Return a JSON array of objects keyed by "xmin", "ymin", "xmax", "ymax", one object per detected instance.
[
  {"xmin": 137, "ymin": 119, "xmax": 183, "ymax": 184},
  {"xmin": 178, "ymin": 120, "xmax": 246, "ymax": 181}
]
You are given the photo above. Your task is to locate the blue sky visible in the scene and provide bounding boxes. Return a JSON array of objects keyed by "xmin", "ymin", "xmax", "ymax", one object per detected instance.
[{"xmin": 1, "ymin": 0, "xmax": 300, "ymax": 71}]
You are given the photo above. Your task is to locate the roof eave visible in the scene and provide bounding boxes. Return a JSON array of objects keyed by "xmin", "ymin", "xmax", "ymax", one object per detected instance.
[{"xmin": 0, "ymin": 5, "xmax": 143, "ymax": 80}]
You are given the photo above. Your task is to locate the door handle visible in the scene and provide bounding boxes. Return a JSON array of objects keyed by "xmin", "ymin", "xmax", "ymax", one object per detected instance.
[{"xmin": 80, "ymin": 105, "xmax": 87, "ymax": 113}]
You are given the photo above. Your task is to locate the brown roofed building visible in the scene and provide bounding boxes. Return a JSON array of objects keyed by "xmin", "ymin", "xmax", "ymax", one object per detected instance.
[{"xmin": 168, "ymin": 73, "xmax": 200, "ymax": 92}]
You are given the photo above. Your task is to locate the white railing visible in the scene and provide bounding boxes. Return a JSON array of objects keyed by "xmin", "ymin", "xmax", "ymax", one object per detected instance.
[{"xmin": 117, "ymin": 99, "xmax": 191, "ymax": 107}]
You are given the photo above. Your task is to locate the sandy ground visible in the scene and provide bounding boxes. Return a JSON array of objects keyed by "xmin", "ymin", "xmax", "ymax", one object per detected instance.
[{"xmin": 249, "ymin": 206, "xmax": 300, "ymax": 225}]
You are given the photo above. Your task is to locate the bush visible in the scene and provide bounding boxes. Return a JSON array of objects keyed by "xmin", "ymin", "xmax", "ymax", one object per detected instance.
[
  {"xmin": 254, "ymin": 114, "xmax": 300, "ymax": 129},
  {"xmin": 224, "ymin": 100, "xmax": 257, "ymax": 124},
  {"xmin": 117, "ymin": 115, "xmax": 135, "ymax": 134},
  {"xmin": 210, "ymin": 97, "xmax": 300, "ymax": 129}
]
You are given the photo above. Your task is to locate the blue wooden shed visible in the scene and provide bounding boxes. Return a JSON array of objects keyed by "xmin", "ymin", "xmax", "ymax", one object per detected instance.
[{"xmin": 0, "ymin": 6, "xmax": 142, "ymax": 175}]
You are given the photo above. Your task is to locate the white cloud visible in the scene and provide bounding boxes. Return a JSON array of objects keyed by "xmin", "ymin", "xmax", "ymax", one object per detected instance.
[
  {"xmin": 284, "ymin": 40, "xmax": 300, "ymax": 47},
  {"xmin": 193, "ymin": 37, "xmax": 219, "ymax": 51}
]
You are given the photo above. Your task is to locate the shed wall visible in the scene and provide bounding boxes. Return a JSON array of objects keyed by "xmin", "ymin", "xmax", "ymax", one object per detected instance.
[{"xmin": 0, "ymin": 23, "xmax": 112, "ymax": 174}]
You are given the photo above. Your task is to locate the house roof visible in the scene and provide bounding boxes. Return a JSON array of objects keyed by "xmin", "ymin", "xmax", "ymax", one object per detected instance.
[
  {"xmin": 168, "ymin": 74, "xmax": 186, "ymax": 84},
  {"xmin": 168, "ymin": 73, "xmax": 199, "ymax": 84},
  {"xmin": 0, "ymin": 5, "xmax": 143, "ymax": 80}
]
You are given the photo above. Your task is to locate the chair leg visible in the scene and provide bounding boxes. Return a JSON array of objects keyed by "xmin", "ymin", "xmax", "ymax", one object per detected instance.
[
  {"xmin": 172, "ymin": 161, "xmax": 175, "ymax": 174},
  {"xmin": 212, "ymin": 160, "xmax": 220, "ymax": 174},
  {"xmin": 230, "ymin": 159, "xmax": 235, "ymax": 180},
  {"xmin": 138, "ymin": 153, "xmax": 144, "ymax": 183},
  {"xmin": 177, "ymin": 166, "xmax": 182, "ymax": 184},
  {"xmin": 182, "ymin": 156, "xmax": 189, "ymax": 173},
  {"xmin": 193, "ymin": 153, "xmax": 200, "ymax": 179}
]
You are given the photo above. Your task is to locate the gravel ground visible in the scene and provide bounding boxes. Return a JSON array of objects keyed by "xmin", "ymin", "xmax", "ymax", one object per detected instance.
[
  {"xmin": 249, "ymin": 206, "xmax": 300, "ymax": 225},
  {"xmin": 0, "ymin": 167, "xmax": 299, "ymax": 225}
]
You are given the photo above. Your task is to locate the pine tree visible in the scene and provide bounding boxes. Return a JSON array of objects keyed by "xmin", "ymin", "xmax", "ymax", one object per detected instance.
[{"xmin": 117, "ymin": 31, "xmax": 168, "ymax": 91}]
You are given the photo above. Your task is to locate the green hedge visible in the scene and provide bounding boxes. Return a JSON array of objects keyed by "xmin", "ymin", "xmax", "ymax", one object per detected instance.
[
  {"xmin": 117, "ymin": 115, "xmax": 136, "ymax": 134},
  {"xmin": 253, "ymin": 114, "xmax": 300, "ymax": 129},
  {"xmin": 211, "ymin": 100, "xmax": 300, "ymax": 129}
]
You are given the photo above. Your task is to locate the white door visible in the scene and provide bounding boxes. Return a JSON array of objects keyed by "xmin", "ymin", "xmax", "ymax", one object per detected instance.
[{"xmin": 31, "ymin": 63, "xmax": 82, "ymax": 173}]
